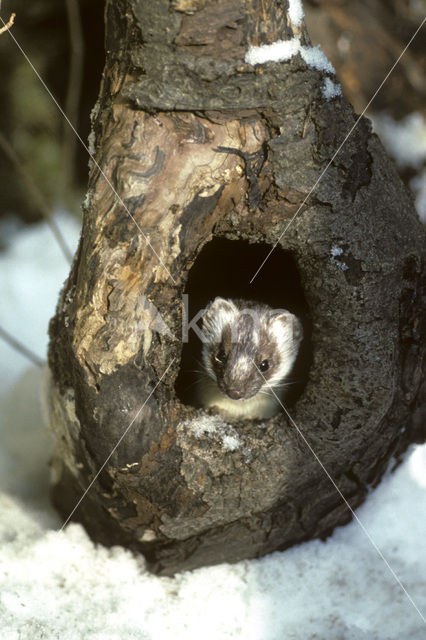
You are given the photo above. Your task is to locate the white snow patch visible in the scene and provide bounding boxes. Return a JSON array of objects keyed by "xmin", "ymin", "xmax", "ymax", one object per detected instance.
[
  {"xmin": 0, "ymin": 212, "xmax": 80, "ymax": 396},
  {"xmin": 371, "ymin": 112, "xmax": 426, "ymax": 223},
  {"xmin": 245, "ymin": 35, "xmax": 335, "ymax": 74},
  {"xmin": 299, "ymin": 44, "xmax": 335, "ymax": 74},
  {"xmin": 288, "ymin": 0, "xmax": 304, "ymax": 27},
  {"xmin": 330, "ymin": 245, "xmax": 348, "ymax": 271},
  {"xmin": 371, "ymin": 112, "xmax": 426, "ymax": 169},
  {"xmin": 221, "ymin": 433, "xmax": 241, "ymax": 452},
  {"xmin": 330, "ymin": 246, "xmax": 343, "ymax": 257},
  {"xmin": 322, "ymin": 77, "xmax": 342, "ymax": 100},
  {"xmin": 409, "ymin": 445, "xmax": 426, "ymax": 488},
  {"xmin": 185, "ymin": 414, "xmax": 241, "ymax": 451},
  {"xmin": 245, "ymin": 37, "xmax": 301, "ymax": 66}
]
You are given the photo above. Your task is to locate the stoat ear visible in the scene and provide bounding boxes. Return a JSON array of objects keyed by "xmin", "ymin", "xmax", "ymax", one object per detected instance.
[
  {"xmin": 202, "ymin": 297, "xmax": 238, "ymax": 341},
  {"xmin": 269, "ymin": 310, "xmax": 303, "ymax": 344}
]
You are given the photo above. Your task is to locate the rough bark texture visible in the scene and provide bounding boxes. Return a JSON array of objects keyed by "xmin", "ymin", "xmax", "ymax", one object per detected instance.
[{"xmin": 47, "ymin": 0, "xmax": 426, "ymax": 575}]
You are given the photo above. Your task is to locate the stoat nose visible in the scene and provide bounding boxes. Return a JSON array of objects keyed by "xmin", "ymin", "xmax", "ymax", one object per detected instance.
[{"xmin": 227, "ymin": 388, "xmax": 244, "ymax": 400}]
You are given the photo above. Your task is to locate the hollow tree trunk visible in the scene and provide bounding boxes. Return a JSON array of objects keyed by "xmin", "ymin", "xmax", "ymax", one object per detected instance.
[{"xmin": 47, "ymin": 0, "xmax": 426, "ymax": 575}]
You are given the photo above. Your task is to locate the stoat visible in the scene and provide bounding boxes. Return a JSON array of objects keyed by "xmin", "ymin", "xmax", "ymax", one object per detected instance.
[{"xmin": 198, "ymin": 297, "xmax": 303, "ymax": 420}]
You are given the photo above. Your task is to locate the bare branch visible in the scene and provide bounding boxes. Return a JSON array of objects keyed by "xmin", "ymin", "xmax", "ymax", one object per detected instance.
[
  {"xmin": 0, "ymin": 12, "xmax": 15, "ymax": 36},
  {"xmin": 0, "ymin": 131, "xmax": 73, "ymax": 264},
  {"xmin": 61, "ymin": 0, "xmax": 84, "ymax": 195},
  {"xmin": 0, "ymin": 325, "xmax": 44, "ymax": 368}
]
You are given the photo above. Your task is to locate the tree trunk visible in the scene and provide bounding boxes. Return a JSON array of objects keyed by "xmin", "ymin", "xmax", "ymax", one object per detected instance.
[{"xmin": 47, "ymin": 0, "xmax": 426, "ymax": 575}]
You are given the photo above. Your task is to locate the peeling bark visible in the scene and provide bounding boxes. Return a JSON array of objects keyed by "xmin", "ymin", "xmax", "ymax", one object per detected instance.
[{"xmin": 47, "ymin": 0, "xmax": 426, "ymax": 575}]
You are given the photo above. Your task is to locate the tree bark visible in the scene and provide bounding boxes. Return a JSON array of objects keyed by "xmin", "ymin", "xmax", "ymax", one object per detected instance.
[{"xmin": 47, "ymin": 0, "xmax": 426, "ymax": 575}]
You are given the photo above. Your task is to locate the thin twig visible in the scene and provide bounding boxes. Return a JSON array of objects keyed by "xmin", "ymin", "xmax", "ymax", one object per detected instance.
[
  {"xmin": 62, "ymin": 0, "xmax": 84, "ymax": 195},
  {"xmin": 0, "ymin": 325, "xmax": 44, "ymax": 368},
  {"xmin": 0, "ymin": 131, "xmax": 73, "ymax": 264},
  {"xmin": 0, "ymin": 12, "xmax": 15, "ymax": 35}
]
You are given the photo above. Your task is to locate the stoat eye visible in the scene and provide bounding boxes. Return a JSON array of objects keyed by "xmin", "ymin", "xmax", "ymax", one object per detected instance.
[
  {"xmin": 258, "ymin": 359, "xmax": 269, "ymax": 372},
  {"xmin": 215, "ymin": 347, "xmax": 227, "ymax": 364}
]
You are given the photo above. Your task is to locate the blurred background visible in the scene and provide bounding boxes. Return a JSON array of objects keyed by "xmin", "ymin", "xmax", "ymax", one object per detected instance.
[{"xmin": 0, "ymin": 0, "xmax": 104, "ymax": 225}]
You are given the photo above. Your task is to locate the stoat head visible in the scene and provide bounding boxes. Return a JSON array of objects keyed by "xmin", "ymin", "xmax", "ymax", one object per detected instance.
[{"xmin": 201, "ymin": 297, "xmax": 303, "ymax": 401}]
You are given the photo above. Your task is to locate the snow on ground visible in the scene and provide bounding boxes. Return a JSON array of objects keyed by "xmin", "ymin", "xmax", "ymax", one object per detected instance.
[
  {"xmin": 0, "ymin": 212, "xmax": 80, "ymax": 396},
  {"xmin": 0, "ymin": 213, "xmax": 425, "ymax": 639}
]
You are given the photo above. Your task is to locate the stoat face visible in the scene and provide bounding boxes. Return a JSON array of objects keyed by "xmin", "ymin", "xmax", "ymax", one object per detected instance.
[{"xmin": 201, "ymin": 297, "xmax": 303, "ymax": 401}]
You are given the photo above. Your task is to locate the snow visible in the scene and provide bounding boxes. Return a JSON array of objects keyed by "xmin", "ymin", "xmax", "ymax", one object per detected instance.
[
  {"xmin": 322, "ymin": 77, "xmax": 342, "ymax": 100},
  {"xmin": 185, "ymin": 414, "xmax": 241, "ymax": 451},
  {"xmin": 243, "ymin": 2, "xmax": 336, "ymax": 96},
  {"xmin": 245, "ymin": 35, "xmax": 335, "ymax": 74},
  {"xmin": 299, "ymin": 43, "xmax": 335, "ymax": 74},
  {"xmin": 1, "ymin": 217, "xmax": 425, "ymax": 638},
  {"xmin": 330, "ymin": 245, "xmax": 349, "ymax": 271},
  {"xmin": 243, "ymin": 0, "xmax": 306, "ymax": 67},
  {"xmin": 245, "ymin": 37, "xmax": 301, "ymax": 66},
  {"xmin": 410, "ymin": 446, "xmax": 426, "ymax": 487},
  {"xmin": 0, "ymin": 211, "xmax": 80, "ymax": 397},
  {"xmin": 287, "ymin": 0, "xmax": 305, "ymax": 28},
  {"xmin": 371, "ymin": 112, "xmax": 426, "ymax": 222},
  {"xmin": 372, "ymin": 112, "xmax": 426, "ymax": 169}
]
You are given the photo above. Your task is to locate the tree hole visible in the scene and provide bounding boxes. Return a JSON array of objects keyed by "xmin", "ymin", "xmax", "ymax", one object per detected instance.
[{"xmin": 174, "ymin": 238, "xmax": 312, "ymax": 413}]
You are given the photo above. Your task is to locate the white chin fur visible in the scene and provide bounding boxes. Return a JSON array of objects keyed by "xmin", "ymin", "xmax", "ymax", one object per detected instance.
[{"xmin": 199, "ymin": 378, "xmax": 281, "ymax": 420}]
